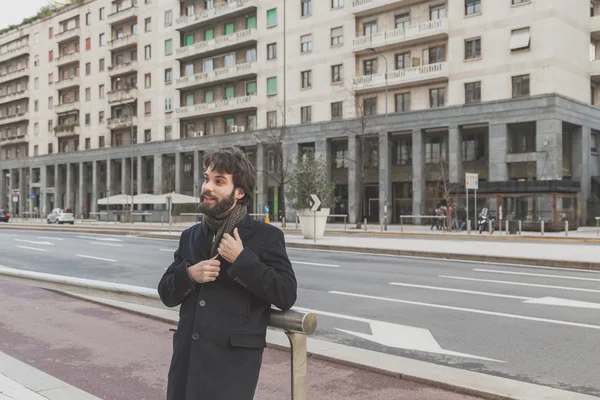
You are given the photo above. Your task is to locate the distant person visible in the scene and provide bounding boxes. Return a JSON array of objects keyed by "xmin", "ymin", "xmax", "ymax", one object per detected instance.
[{"xmin": 158, "ymin": 147, "xmax": 297, "ymax": 400}]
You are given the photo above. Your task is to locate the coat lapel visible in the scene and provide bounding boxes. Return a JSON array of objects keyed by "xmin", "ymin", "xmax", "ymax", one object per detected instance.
[{"xmin": 191, "ymin": 223, "xmax": 211, "ymax": 263}]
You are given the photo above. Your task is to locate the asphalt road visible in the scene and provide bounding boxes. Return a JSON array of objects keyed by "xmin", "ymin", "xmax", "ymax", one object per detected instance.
[{"xmin": 1, "ymin": 229, "xmax": 599, "ymax": 397}]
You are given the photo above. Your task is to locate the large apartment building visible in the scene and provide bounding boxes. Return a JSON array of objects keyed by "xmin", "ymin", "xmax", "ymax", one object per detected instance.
[{"xmin": 0, "ymin": 0, "xmax": 599, "ymax": 227}]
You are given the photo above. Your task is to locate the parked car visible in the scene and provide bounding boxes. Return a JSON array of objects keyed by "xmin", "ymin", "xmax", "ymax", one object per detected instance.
[
  {"xmin": 0, "ymin": 209, "xmax": 9, "ymax": 222},
  {"xmin": 47, "ymin": 208, "xmax": 75, "ymax": 225}
]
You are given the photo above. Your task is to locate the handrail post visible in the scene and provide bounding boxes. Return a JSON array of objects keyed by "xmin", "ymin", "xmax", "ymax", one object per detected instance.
[
  {"xmin": 565, "ymin": 220, "xmax": 568, "ymax": 237},
  {"xmin": 286, "ymin": 331, "xmax": 308, "ymax": 400}
]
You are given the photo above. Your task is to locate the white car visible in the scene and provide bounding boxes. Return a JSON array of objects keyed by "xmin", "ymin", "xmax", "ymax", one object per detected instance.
[{"xmin": 47, "ymin": 208, "xmax": 75, "ymax": 225}]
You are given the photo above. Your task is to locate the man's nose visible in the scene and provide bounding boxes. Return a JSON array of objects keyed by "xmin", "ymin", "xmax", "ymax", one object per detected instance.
[{"xmin": 202, "ymin": 181, "xmax": 214, "ymax": 193}]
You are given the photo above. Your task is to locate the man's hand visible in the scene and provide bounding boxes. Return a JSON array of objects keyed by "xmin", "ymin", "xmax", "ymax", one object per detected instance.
[
  {"xmin": 218, "ymin": 228, "xmax": 243, "ymax": 263},
  {"xmin": 187, "ymin": 255, "xmax": 221, "ymax": 284}
]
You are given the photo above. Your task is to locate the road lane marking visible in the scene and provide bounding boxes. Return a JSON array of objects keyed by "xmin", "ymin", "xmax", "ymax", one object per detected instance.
[
  {"xmin": 291, "ymin": 260, "xmax": 340, "ymax": 268},
  {"xmin": 439, "ymin": 275, "xmax": 600, "ymax": 294},
  {"xmin": 160, "ymin": 248, "xmax": 177, "ymax": 252},
  {"xmin": 14, "ymin": 239, "xmax": 53, "ymax": 245},
  {"xmin": 473, "ymin": 268, "xmax": 600, "ymax": 282},
  {"xmin": 76, "ymin": 254, "xmax": 117, "ymax": 262},
  {"xmin": 327, "ymin": 291, "xmax": 600, "ymax": 330},
  {"xmin": 37, "ymin": 236, "xmax": 64, "ymax": 241},
  {"xmin": 91, "ymin": 242, "xmax": 123, "ymax": 247},
  {"xmin": 17, "ymin": 246, "xmax": 47, "ymax": 252},
  {"xmin": 76, "ymin": 236, "xmax": 122, "ymax": 242},
  {"xmin": 389, "ymin": 282, "xmax": 530, "ymax": 300}
]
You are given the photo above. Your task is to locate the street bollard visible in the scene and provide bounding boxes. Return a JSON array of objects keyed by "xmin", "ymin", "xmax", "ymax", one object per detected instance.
[
  {"xmin": 380, "ymin": 219, "xmax": 383, "ymax": 232},
  {"xmin": 282, "ymin": 217, "xmax": 286, "ymax": 229},
  {"xmin": 541, "ymin": 220, "xmax": 544, "ymax": 236},
  {"xmin": 518, "ymin": 220, "xmax": 522, "ymax": 235},
  {"xmin": 505, "ymin": 220, "xmax": 509, "ymax": 235},
  {"xmin": 296, "ymin": 216, "xmax": 299, "ymax": 230},
  {"xmin": 467, "ymin": 219, "xmax": 471, "ymax": 234},
  {"xmin": 565, "ymin": 220, "xmax": 569, "ymax": 237},
  {"xmin": 488, "ymin": 220, "xmax": 493, "ymax": 234},
  {"xmin": 161, "ymin": 215, "xmax": 164, "ymax": 225},
  {"xmin": 364, "ymin": 218, "xmax": 367, "ymax": 232}
]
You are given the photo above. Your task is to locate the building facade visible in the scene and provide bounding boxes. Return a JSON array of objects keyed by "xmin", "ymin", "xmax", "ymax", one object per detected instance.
[{"xmin": 0, "ymin": 0, "xmax": 600, "ymax": 226}]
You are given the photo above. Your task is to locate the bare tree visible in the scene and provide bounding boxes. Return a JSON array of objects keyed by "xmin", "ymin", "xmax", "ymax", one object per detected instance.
[{"xmin": 425, "ymin": 157, "xmax": 461, "ymax": 229}]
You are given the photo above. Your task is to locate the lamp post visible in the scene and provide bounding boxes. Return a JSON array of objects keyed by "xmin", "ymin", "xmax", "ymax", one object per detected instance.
[
  {"xmin": 367, "ymin": 47, "xmax": 389, "ymax": 231},
  {"xmin": 121, "ymin": 102, "xmax": 135, "ymax": 223}
]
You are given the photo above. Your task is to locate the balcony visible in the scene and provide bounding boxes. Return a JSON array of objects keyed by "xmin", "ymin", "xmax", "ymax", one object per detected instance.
[
  {"xmin": 0, "ymin": 132, "xmax": 28, "ymax": 144},
  {"xmin": 592, "ymin": 16, "xmax": 600, "ymax": 39},
  {"xmin": 176, "ymin": 62, "xmax": 257, "ymax": 90},
  {"xmin": 0, "ymin": 68, "xmax": 28, "ymax": 85},
  {"xmin": 353, "ymin": 19, "xmax": 449, "ymax": 53},
  {"xmin": 176, "ymin": 0, "xmax": 256, "ymax": 32},
  {"xmin": 107, "ymin": 115, "xmax": 137, "ymax": 130},
  {"xmin": 353, "ymin": 62, "xmax": 449, "ymax": 91},
  {"xmin": 107, "ymin": 88, "xmax": 138, "ymax": 103},
  {"xmin": 0, "ymin": 44, "xmax": 29, "ymax": 64},
  {"xmin": 55, "ymin": 28, "xmax": 80, "ymax": 44},
  {"xmin": 55, "ymin": 101, "xmax": 80, "ymax": 114},
  {"xmin": 0, "ymin": 111, "xmax": 29, "ymax": 125},
  {"xmin": 54, "ymin": 123, "xmax": 80, "ymax": 138},
  {"xmin": 54, "ymin": 77, "xmax": 81, "ymax": 90},
  {"xmin": 108, "ymin": 61, "xmax": 138, "ymax": 77},
  {"xmin": 109, "ymin": 34, "xmax": 138, "ymax": 51},
  {"xmin": 54, "ymin": 52, "xmax": 80, "ymax": 66},
  {"xmin": 108, "ymin": 6, "xmax": 138, "ymax": 25},
  {"xmin": 176, "ymin": 28, "xmax": 257, "ymax": 61},
  {"xmin": 0, "ymin": 89, "xmax": 29, "ymax": 103},
  {"xmin": 351, "ymin": 0, "xmax": 408, "ymax": 15},
  {"xmin": 176, "ymin": 95, "xmax": 257, "ymax": 119}
]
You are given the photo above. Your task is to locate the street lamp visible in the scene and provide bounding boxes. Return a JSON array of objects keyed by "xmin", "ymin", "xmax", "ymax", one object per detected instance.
[
  {"xmin": 367, "ymin": 47, "xmax": 389, "ymax": 231},
  {"xmin": 120, "ymin": 101, "xmax": 135, "ymax": 223}
]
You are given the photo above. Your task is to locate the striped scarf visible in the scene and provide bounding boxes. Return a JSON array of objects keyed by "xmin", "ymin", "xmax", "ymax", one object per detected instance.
[{"xmin": 202, "ymin": 204, "xmax": 247, "ymax": 258}]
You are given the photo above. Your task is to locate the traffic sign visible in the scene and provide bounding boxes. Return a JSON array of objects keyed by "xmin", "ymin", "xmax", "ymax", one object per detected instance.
[
  {"xmin": 309, "ymin": 194, "xmax": 321, "ymax": 212},
  {"xmin": 264, "ymin": 205, "xmax": 270, "ymax": 214},
  {"xmin": 465, "ymin": 173, "xmax": 479, "ymax": 190},
  {"xmin": 29, "ymin": 193, "xmax": 36, "ymax": 200}
]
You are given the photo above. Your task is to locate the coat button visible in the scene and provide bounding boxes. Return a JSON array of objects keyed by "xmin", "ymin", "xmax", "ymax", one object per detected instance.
[
  {"xmin": 199, "ymin": 300, "xmax": 206, "ymax": 307},
  {"xmin": 192, "ymin": 333, "xmax": 200, "ymax": 340}
]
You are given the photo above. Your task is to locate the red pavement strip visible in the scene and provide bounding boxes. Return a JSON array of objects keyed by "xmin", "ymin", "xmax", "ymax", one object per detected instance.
[{"xmin": 0, "ymin": 281, "xmax": 482, "ymax": 400}]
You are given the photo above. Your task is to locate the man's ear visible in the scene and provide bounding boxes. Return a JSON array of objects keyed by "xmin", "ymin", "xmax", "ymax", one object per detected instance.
[{"xmin": 235, "ymin": 187, "xmax": 245, "ymax": 200}]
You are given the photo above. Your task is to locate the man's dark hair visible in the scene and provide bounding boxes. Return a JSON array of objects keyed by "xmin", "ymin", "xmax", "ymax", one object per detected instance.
[{"xmin": 203, "ymin": 147, "xmax": 256, "ymax": 206}]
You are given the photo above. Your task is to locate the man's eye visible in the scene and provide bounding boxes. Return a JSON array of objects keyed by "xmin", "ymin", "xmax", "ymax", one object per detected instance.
[{"xmin": 216, "ymin": 180, "xmax": 224, "ymax": 185}]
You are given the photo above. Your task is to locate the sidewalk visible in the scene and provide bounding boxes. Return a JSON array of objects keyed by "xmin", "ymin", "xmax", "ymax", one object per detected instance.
[{"xmin": 0, "ymin": 281, "xmax": 481, "ymax": 400}]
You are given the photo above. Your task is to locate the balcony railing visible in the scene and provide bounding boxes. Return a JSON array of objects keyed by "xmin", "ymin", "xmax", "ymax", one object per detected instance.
[
  {"xmin": 353, "ymin": 62, "xmax": 449, "ymax": 91},
  {"xmin": 108, "ymin": 6, "xmax": 138, "ymax": 24},
  {"xmin": 353, "ymin": 19, "xmax": 448, "ymax": 52},
  {"xmin": 0, "ymin": 89, "xmax": 29, "ymax": 103},
  {"xmin": 109, "ymin": 34, "xmax": 138, "ymax": 50},
  {"xmin": 108, "ymin": 61, "xmax": 138, "ymax": 76},
  {"xmin": 0, "ymin": 133, "xmax": 28, "ymax": 144},
  {"xmin": 54, "ymin": 52, "xmax": 80, "ymax": 65},
  {"xmin": 54, "ymin": 77, "xmax": 81, "ymax": 90},
  {"xmin": 176, "ymin": 95, "xmax": 257, "ymax": 118},
  {"xmin": 107, "ymin": 115, "xmax": 137, "ymax": 129},
  {"xmin": 55, "ymin": 28, "xmax": 80, "ymax": 43},
  {"xmin": 0, "ymin": 44, "xmax": 29, "ymax": 64},
  {"xmin": 55, "ymin": 101, "xmax": 80, "ymax": 114},
  {"xmin": 0, "ymin": 111, "xmax": 28, "ymax": 124},
  {"xmin": 176, "ymin": 28, "xmax": 257, "ymax": 59},
  {"xmin": 54, "ymin": 124, "xmax": 80, "ymax": 137},
  {"xmin": 0, "ymin": 67, "xmax": 29, "ymax": 85},
  {"xmin": 176, "ymin": 0, "xmax": 255, "ymax": 30},
  {"xmin": 107, "ymin": 88, "xmax": 138, "ymax": 103},
  {"xmin": 351, "ymin": 0, "xmax": 400, "ymax": 13},
  {"xmin": 176, "ymin": 61, "xmax": 257, "ymax": 89}
]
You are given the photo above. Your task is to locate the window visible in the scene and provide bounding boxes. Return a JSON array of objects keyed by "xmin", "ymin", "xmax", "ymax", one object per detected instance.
[
  {"xmin": 99, "ymin": 58, "xmax": 105, "ymax": 71},
  {"xmin": 364, "ymin": 59, "xmax": 377, "ymax": 75},
  {"xmin": 246, "ymin": 48, "xmax": 257, "ymax": 62},
  {"xmin": 465, "ymin": 0, "xmax": 481, "ymax": 15},
  {"xmin": 267, "ymin": 111, "xmax": 277, "ymax": 128},
  {"xmin": 425, "ymin": 135, "xmax": 447, "ymax": 164},
  {"xmin": 225, "ymin": 117, "xmax": 236, "ymax": 132},
  {"xmin": 86, "ymin": 38, "xmax": 91, "ymax": 50},
  {"xmin": 34, "ymin": 123, "xmax": 39, "ymax": 134},
  {"xmin": 332, "ymin": 0, "xmax": 343, "ymax": 8},
  {"xmin": 99, "ymin": 33, "xmax": 105, "ymax": 46},
  {"xmin": 430, "ymin": 3, "xmax": 446, "ymax": 20},
  {"xmin": 83, "ymin": 88, "xmax": 90, "ymax": 102},
  {"xmin": 331, "ymin": 27, "xmax": 343, "ymax": 46},
  {"xmin": 512, "ymin": 74, "xmax": 530, "ymax": 97},
  {"xmin": 165, "ymin": 68, "xmax": 173, "ymax": 84},
  {"xmin": 165, "ymin": 126, "xmax": 173, "ymax": 140},
  {"xmin": 224, "ymin": 22, "xmax": 235, "ymax": 35},
  {"xmin": 186, "ymin": 4, "xmax": 195, "ymax": 15},
  {"xmin": 395, "ymin": 52, "xmax": 410, "ymax": 69},
  {"xmin": 301, "ymin": 0, "xmax": 312, "ymax": 16},
  {"xmin": 267, "ymin": 8, "xmax": 277, "ymax": 27},
  {"xmin": 301, "ymin": 34, "xmax": 312, "ymax": 53},
  {"xmin": 85, "ymin": 113, "xmax": 91, "ymax": 125},
  {"xmin": 331, "ymin": 101, "xmax": 343, "ymax": 120},
  {"xmin": 204, "ymin": 90, "xmax": 213, "ymax": 103},
  {"xmin": 510, "ymin": 27, "xmax": 531, "ymax": 51},
  {"xmin": 465, "ymin": 81, "xmax": 481, "ymax": 104},
  {"xmin": 34, "ymin": 145, "xmax": 39, "ymax": 155},
  {"xmin": 48, "ymin": 143, "xmax": 53, "ymax": 154},
  {"xmin": 48, "ymin": 120, "xmax": 53, "ymax": 132},
  {"xmin": 331, "ymin": 64, "xmax": 343, "ymax": 83},
  {"xmin": 34, "ymin": 78, "xmax": 39, "ymax": 89},
  {"xmin": 393, "ymin": 138, "xmax": 412, "ymax": 166},
  {"xmin": 430, "ymin": 88, "xmax": 446, "ymax": 108},
  {"xmin": 85, "ymin": 138, "xmax": 91, "ymax": 150},
  {"xmin": 145, "ymin": 45, "xmax": 151, "ymax": 60},
  {"xmin": 132, "ymin": 23, "xmax": 138, "ymax": 35},
  {"xmin": 145, "ymin": 73, "xmax": 151, "ymax": 88},
  {"xmin": 49, "ymin": 27, "xmax": 53, "ymax": 39},
  {"xmin": 508, "ymin": 122, "xmax": 536, "ymax": 153},
  {"xmin": 246, "ymin": 15, "xmax": 257, "ymax": 29},
  {"xmin": 99, "ymin": 7, "xmax": 105, "ymax": 20},
  {"xmin": 363, "ymin": 21, "xmax": 377, "ymax": 37},
  {"xmin": 465, "ymin": 37, "xmax": 481, "ymax": 59},
  {"xmin": 225, "ymin": 85, "xmax": 234, "ymax": 99},
  {"xmin": 165, "ymin": 39, "xmax": 173, "ymax": 55},
  {"xmin": 165, "ymin": 97, "xmax": 172, "ymax": 112},
  {"xmin": 205, "ymin": 120, "xmax": 215, "ymax": 135},
  {"xmin": 247, "ymin": 114, "xmax": 257, "ymax": 131},
  {"xmin": 363, "ymin": 97, "xmax": 377, "ymax": 116},
  {"xmin": 246, "ymin": 81, "xmax": 257, "ymax": 95},
  {"xmin": 145, "ymin": 18, "xmax": 152, "ymax": 32},
  {"xmin": 48, "ymin": 97, "xmax": 53, "ymax": 109},
  {"xmin": 145, "ymin": 129, "xmax": 151, "ymax": 142},
  {"xmin": 99, "ymin": 84, "xmax": 105, "ymax": 99},
  {"xmin": 301, "ymin": 70, "xmax": 312, "ymax": 88},
  {"xmin": 267, "ymin": 43, "xmax": 277, "ymax": 60},
  {"xmin": 224, "ymin": 53, "xmax": 235, "ymax": 67},
  {"xmin": 49, "ymin": 73, "xmax": 54, "ymax": 84},
  {"xmin": 183, "ymin": 34, "xmax": 194, "ymax": 47},
  {"xmin": 512, "ymin": 0, "xmax": 530, "ymax": 4},
  {"xmin": 99, "ymin": 111, "xmax": 104, "ymax": 123},
  {"xmin": 204, "ymin": 28, "xmax": 214, "ymax": 41},
  {"xmin": 99, "ymin": 137, "xmax": 105, "ymax": 148},
  {"xmin": 145, "ymin": 101, "xmax": 151, "ymax": 115},
  {"xmin": 48, "ymin": 50, "xmax": 53, "ymax": 62},
  {"xmin": 395, "ymin": 12, "xmax": 410, "ymax": 30},
  {"xmin": 86, "ymin": 62, "xmax": 91, "ymax": 75},
  {"xmin": 395, "ymin": 93, "xmax": 410, "ymax": 112},
  {"xmin": 202, "ymin": 59, "xmax": 212, "ymax": 72},
  {"xmin": 86, "ymin": 12, "xmax": 91, "ymax": 25},
  {"xmin": 34, "ymin": 100, "xmax": 39, "ymax": 112},
  {"xmin": 165, "ymin": 10, "xmax": 173, "ymax": 26},
  {"xmin": 428, "ymin": 45, "xmax": 445, "ymax": 64},
  {"xmin": 462, "ymin": 133, "xmax": 485, "ymax": 162},
  {"xmin": 301, "ymin": 106, "xmax": 312, "ymax": 124},
  {"xmin": 267, "ymin": 77, "xmax": 277, "ymax": 95}
]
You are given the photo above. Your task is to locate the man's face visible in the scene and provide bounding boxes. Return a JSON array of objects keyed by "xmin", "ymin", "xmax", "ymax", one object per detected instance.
[{"xmin": 199, "ymin": 165, "xmax": 244, "ymax": 218}]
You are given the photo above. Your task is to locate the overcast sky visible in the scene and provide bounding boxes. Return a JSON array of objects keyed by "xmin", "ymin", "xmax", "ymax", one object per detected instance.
[{"xmin": 0, "ymin": 1, "xmax": 50, "ymax": 31}]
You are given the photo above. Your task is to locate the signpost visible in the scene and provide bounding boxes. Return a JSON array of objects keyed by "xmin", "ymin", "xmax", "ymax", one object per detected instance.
[
  {"xmin": 465, "ymin": 173, "xmax": 479, "ymax": 234},
  {"xmin": 264, "ymin": 205, "xmax": 270, "ymax": 223},
  {"xmin": 309, "ymin": 194, "xmax": 321, "ymax": 244}
]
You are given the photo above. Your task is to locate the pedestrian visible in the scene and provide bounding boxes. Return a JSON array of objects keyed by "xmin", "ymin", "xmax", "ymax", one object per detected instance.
[
  {"xmin": 430, "ymin": 207, "xmax": 440, "ymax": 230},
  {"xmin": 158, "ymin": 147, "xmax": 297, "ymax": 400}
]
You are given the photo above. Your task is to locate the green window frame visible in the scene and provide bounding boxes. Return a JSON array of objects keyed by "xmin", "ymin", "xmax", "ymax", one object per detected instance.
[
  {"xmin": 185, "ymin": 34, "xmax": 194, "ymax": 46},
  {"xmin": 246, "ymin": 81, "xmax": 257, "ymax": 95},
  {"xmin": 165, "ymin": 39, "xmax": 172, "ymax": 55},
  {"xmin": 204, "ymin": 28, "xmax": 214, "ymax": 41},
  {"xmin": 224, "ymin": 22, "xmax": 235, "ymax": 35},
  {"xmin": 267, "ymin": 77, "xmax": 277, "ymax": 95},
  {"xmin": 185, "ymin": 94, "xmax": 194, "ymax": 106},
  {"xmin": 225, "ymin": 117, "xmax": 235, "ymax": 125},
  {"xmin": 267, "ymin": 9, "xmax": 277, "ymax": 27},
  {"xmin": 225, "ymin": 86, "xmax": 234, "ymax": 99},
  {"xmin": 246, "ymin": 16, "xmax": 257, "ymax": 29},
  {"xmin": 204, "ymin": 90, "xmax": 214, "ymax": 103}
]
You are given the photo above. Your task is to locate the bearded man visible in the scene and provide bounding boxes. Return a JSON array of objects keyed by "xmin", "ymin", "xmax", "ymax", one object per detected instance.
[{"xmin": 158, "ymin": 147, "xmax": 297, "ymax": 400}]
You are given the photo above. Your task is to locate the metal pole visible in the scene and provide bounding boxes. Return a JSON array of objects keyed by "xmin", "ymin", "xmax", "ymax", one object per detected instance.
[
  {"xmin": 565, "ymin": 220, "xmax": 568, "ymax": 237},
  {"xmin": 313, "ymin": 211, "xmax": 316, "ymax": 243},
  {"xmin": 466, "ymin": 188, "xmax": 470, "ymax": 234},
  {"xmin": 519, "ymin": 220, "xmax": 522, "ymax": 235},
  {"xmin": 383, "ymin": 55, "xmax": 388, "ymax": 232},
  {"xmin": 286, "ymin": 332, "xmax": 308, "ymax": 400},
  {"xmin": 474, "ymin": 189, "xmax": 477, "ymax": 233},
  {"xmin": 541, "ymin": 220, "xmax": 544, "ymax": 236},
  {"xmin": 505, "ymin": 219, "xmax": 508, "ymax": 235},
  {"xmin": 364, "ymin": 217, "xmax": 367, "ymax": 232}
]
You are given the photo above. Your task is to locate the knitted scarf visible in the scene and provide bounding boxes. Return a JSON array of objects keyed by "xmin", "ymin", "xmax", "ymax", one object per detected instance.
[{"xmin": 202, "ymin": 204, "xmax": 247, "ymax": 258}]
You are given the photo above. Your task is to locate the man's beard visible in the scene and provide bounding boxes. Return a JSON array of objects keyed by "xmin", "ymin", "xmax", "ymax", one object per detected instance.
[{"xmin": 198, "ymin": 188, "xmax": 236, "ymax": 218}]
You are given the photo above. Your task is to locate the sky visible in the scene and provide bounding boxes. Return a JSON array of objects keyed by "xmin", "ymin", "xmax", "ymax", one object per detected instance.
[{"xmin": 0, "ymin": 1, "xmax": 50, "ymax": 31}]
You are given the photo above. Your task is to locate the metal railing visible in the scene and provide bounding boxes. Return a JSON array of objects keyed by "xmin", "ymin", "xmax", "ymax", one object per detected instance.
[{"xmin": 0, "ymin": 266, "xmax": 316, "ymax": 400}]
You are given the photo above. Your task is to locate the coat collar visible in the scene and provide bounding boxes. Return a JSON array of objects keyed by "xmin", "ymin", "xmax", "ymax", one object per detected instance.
[{"xmin": 192, "ymin": 213, "xmax": 253, "ymax": 262}]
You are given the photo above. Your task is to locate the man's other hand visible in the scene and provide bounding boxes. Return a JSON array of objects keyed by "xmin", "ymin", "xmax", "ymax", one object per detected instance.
[{"xmin": 188, "ymin": 255, "xmax": 221, "ymax": 283}]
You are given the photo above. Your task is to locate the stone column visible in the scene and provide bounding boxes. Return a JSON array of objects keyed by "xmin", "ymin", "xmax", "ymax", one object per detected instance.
[
  {"xmin": 379, "ymin": 132, "xmax": 391, "ymax": 226},
  {"xmin": 0, "ymin": 169, "xmax": 5, "ymax": 209},
  {"xmin": 255, "ymin": 144, "xmax": 268, "ymax": 214},
  {"xmin": 449, "ymin": 125, "xmax": 463, "ymax": 183},
  {"xmin": 347, "ymin": 135, "xmax": 359, "ymax": 224},
  {"xmin": 40, "ymin": 165, "xmax": 47, "ymax": 215},
  {"xmin": 77, "ymin": 162, "xmax": 84, "ymax": 217},
  {"xmin": 65, "ymin": 163, "xmax": 72, "ymax": 209},
  {"xmin": 488, "ymin": 123, "xmax": 508, "ymax": 181},
  {"xmin": 175, "ymin": 152, "xmax": 181, "ymax": 193},
  {"xmin": 54, "ymin": 164, "xmax": 61, "ymax": 210},
  {"xmin": 137, "ymin": 156, "xmax": 143, "ymax": 195},
  {"xmin": 153, "ymin": 154, "xmax": 163, "ymax": 195},
  {"xmin": 28, "ymin": 167, "xmax": 33, "ymax": 213},
  {"xmin": 121, "ymin": 158, "xmax": 127, "ymax": 195},
  {"xmin": 105, "ymin": 159, "xmax": 111, "ymax": 198},
  {"xmin": 412, "ymin": 129, "xmax": 425, "ymax": 222},
  {"xmin": 580, "ymin": 127, "xmax": 591, "ymax": 224},
  {"xmin": 193, "ymin": 151, "xmax": 200, "ymax": 198},
  {"xmin": 18, "ymin": 168, "xmax": 25, "ymax": 216},
  {"xmin": 315, "ymin": 139, "xmax": 331, "ymax": 182},
  {"xmin": 283, "ymin": 142, "xmax": 298, "ymax": 221},
  {"xmin": 91, "ymin": 160, "xmax": 98, "ymax": 214},
  {"xmin": 8, "ymin": 170, "xmax": 14, "ymax": 211},
  {"xmin": 536, "ymin": 119, "xmax": 563, "ymax": 180}
]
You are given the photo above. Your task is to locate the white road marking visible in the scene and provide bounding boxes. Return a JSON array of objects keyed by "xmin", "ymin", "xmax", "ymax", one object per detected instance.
[
  {"xmin": 389, "ymin": 282, "xmax": 530, "ymax": 300},
  {"xmin": 292, "ymin": 306, "xmax": 502, "ymax": 362},
  {"xmin": 524, "ymin": 297, "xmax": 600, "ymax": 309},
  {"xmin": 76, "ymin": 236, "xmax": 122, "ymax": 242},
  {"xmin": 291, "ymin": 260, "xmax": 340, "ymax": 268},
  {"xmin": 439, "ymin": 275, "xmax": 600, "ymax": 294},
  {"xmin": 76, "ymin": 254, "xmax": 117, "ymax": 262},
  {"xmin": 473, "ymin": 268, "xmax": 600, "ymax": 282},
  {"xmin": 17, "ymin": 246, "xmax": 47, "ymax": 252},
  {"xmin": 37, "ymin": 236, "xmax": 64, "ymax": 241},
  {"xmin": 14, "ymin": 239, "xmax": 53, "ymax": 245},
  {"xmin": 327, "ymin": 291, "xmax": 600, "ymax": 330},
  {"xmin": 91, "ymin": 242, "xmax": 123, "ymax": 247},
  {"xmin": 160, "ymin": 248, "xmax": 177, "ymax": 252}
]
